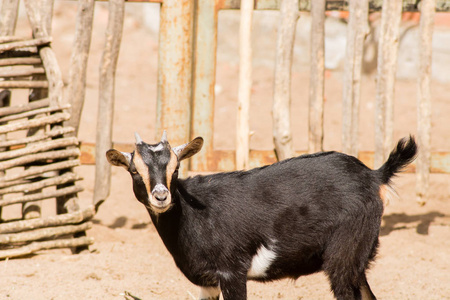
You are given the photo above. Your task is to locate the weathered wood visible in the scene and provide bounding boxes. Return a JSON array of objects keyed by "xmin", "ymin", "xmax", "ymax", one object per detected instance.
[
  {"xmin": 236, "ymin": 0, "xmax": 253, "ymax": 170},
  {"xmin": 94, "ymin": 0, "xmax": 125, "ymax": 208},
  {"xmin": 0, "ymin": 172, "xmax": 81, "ymax": 195},
  {"xmin": 374, "ymin": 0, "xmax": 402, "ymax": 168},
  {"xmin": 0, "ymin": 89, "xmax": 10, "ymax": 222},
  {"xmin": 219, "ymin": 0, "xmax": 450, "ymax": 12},
  {"xmin": 308, "ymin": 0, "xmax": 325, "ymax": 153},
  {"xmin": 0, "ymin": 80, "xmax": 49, "ymax": 89},
  {"xmin": 0, "ymin": 104, "xmax": 70, "ymax": 123},
  {"xmin": 0, "ymin": 205, "xmax": 95, "ymax": 234},
  {"xmin": 0, "ymin": 56, "xmax": 41, "ymax": 66},
  {"xmin": 190, "ymin": 0, "xmax": 218, "ymax": 172},
  {"xmin": 0, "ymin": 127, "xmax": 74, "ymax": 148},
  {"xmin": 0, "ymin": 137, "xmax": 79, "ymax": 161},
  {"xmin": 0, "ymin": 112, "xmax": 70, "ymax": 134},
  {"xmin": 0, "ymin": 159, "xmax": 80, "ymax": 182},
  {"xmin": 0, "ymin": 66, "xmax": 45, "ymax": 78},
  {"xmin": 272, "ymin": 0, "xmax": 298, "ymax": 160},
  {"xmin": 156, "ymin": 0, "xmax": 194, "ymax": 177},
  {"xmin": 341, "ymin": 0, "xmax": 369, "ymax": 156},
  {"xmin": 0, "ymin": 222, "xmax": 91, "ymax": 244},
  {"xmin": 0, "ymin": 0, "xmax": 20, "ymax": 36},
  {"xmin": 66, "ymin": 0, "xmax": 95, "ymax": 136},
  {"xmin": 0, "ymin": 37, "xmax": 52, "ymax": 53},
  {"xmin": 416, "ymin": 0, "xmax": 435, "ymax": 206},
  {"xmin": 0, "ymin": 148, "xmax": 80, "ymax": 171},
  {"xmin": 0, "ymin": 98, "xmax": 49, "ymax": 117},
  {"xmin": 0, "ymin": 236, "xmax": 94, "ymax": 259},
  {"xmin": 0, "ymin": 185, "xmax": 83, "ymax": 207}
]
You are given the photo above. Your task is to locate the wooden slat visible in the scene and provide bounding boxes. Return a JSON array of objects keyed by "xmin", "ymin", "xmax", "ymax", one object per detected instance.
[
  {"xmin": 0, "ymin": 37, "xmax": 51, "ymax": 53},
  {"xmin": 0, "ymin": 185, "xmax": 84, "ymax": 207},
  {"xmin": 0, "ymin": 80, "xmax": 48, "ymax": 89}
]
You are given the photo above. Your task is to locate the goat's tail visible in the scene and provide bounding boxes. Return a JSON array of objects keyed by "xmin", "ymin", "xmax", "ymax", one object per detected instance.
[{"xmin": 376, "ymin": 136, "xmax": 418, "ymax": 185}]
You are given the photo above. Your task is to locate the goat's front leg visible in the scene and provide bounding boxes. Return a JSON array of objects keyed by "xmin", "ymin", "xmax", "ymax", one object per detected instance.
[
  {"xmin": 199, "ymin": 286, "xmax": 220, "ymax": 300},
  {"xmin": 219, "ymin": 273, "xmax": 247, "ymax": 300}
]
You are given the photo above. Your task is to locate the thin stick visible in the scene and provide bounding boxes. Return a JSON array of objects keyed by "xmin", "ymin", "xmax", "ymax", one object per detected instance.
[
  {"xmin": 0, "ymin": 81, "xmax": 49, "ymax": 89},
  {"xmin": 0, "ymin": 98, "xmax": 49, "ymax": 117},
  {"xmin": 0, "ymin": 0, "xmax": 20, "ymax": 36},
  {"xmin": 0, "ymin": 112, "xmax": 70, "ymax": 134},
  {"xmin": 0, "ymin": 222, "xmax": 91, "ymax": 244},
  {"xmin": 0, "ymin": 172, "xmax": 81, "ymax": 195},
  {"xmin": 0, "ymin": 127, "xmax": 74, "ymax": 148},
  {"xmin": 0, "ymin": 56, "xmax": 41, "ymax": 66},
  {"xmin": 0, "ymin": 66, "xmax": 45, "ymax": 77},
  {"xmin": 0, "ymin": 37, "xmax": 51, "ymax": 53},
  {"xmin": 0, "ymin": 148, "xmax": 80, "ymax": 171},
  {"xmin": 0, "ymin": 185, "xmax": 83, "ymax": 207},
  {"xmin": 0, "ymin": 236, "xmax": 94, "ymax": 259},
  {"xmin": 0, "ymin": 159, "xmax": 80, "ymax": 182},
  {"xmin": 0, "ymin": 205, "xmax": 95, "ymax": 234},
  {"xmin": 236, "ymin": 0, "xmax": 253, "ymax": 170}
]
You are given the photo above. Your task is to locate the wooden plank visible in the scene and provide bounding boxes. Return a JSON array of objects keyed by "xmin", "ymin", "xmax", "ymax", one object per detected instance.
[
  {"xmin": 341, "ymin": 0, "xmax": 368, "ymax": 156},
  {"xmin": 157, "ymin": 0, "xmax": 194, "ymax": 176},
  {"xmin": 190, "ymin": 0, "xmax": 218, "ymax": 172},
  {"xmin": 236, "ymin": 0, "xmax": 253, "ymax": 170},
  {"xmin": 416, "ymin": 0, "xmax": 435, "ymax": 206},
  {"xmin": 308, "ymin": 0, "xmax": 325, "ymax": 153},
  {"xmin": 94, "ymin": 0, "xmax": 125, "ymax": 208},
  {"xmin": 374, "ymin": 0, "xmax": 402, "ymax": 168},
  {"xmin": 272, "ymin": 0, "xmax": 298, "ymax": 160}
]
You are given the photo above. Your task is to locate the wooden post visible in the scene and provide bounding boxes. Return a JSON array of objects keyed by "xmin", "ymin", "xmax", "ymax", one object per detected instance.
[
  {"xmin": 341, "ymin": 0, "xmax": 369, "ymax": 156},
  {"xmin": 308, "ymin": 0, "xmax": 325, "ymax": 153},
  {"xmin": 65, "ymin": 0, "xmax": 95, "ymax": 137},
  {"xmin": 273, "ymin": 0, "xmax": 299, "ymax": 160},
  {"xmin": 190, "ymin": 0, "xmax": 218, "ymax": 172},
  {"xmin": 374, "ymin": 0, "xmax": 402, "ymax": 168},
  {"xmin": 416, "ymin": 0, "xmax": 435, "ymax": 206},
  {"xmin": 157, "ymin": 0, "xmax": 194, "ymax": 176},
  {"xmin": 236, "ymin": 0, "xmax": 253, "ymax": 170},
  {"xmin": 93, "ymin": 0, "xmax": 125, "ymax": 209}
]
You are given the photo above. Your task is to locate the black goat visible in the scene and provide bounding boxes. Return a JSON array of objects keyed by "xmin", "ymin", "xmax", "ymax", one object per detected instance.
[{"xmin": 106, "ymin": 132, "xmax": 417, "ymax": 300}]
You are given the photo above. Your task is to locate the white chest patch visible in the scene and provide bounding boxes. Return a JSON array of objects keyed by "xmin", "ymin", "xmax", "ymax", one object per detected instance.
[{"xmin": 247, "ymin": 244, "xmax": 277, "ymax": 279}]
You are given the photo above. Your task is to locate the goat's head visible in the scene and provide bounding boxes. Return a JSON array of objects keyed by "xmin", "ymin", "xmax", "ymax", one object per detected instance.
[{"xmin": 106, "ymin": 131, "xmax": 203, "ymax": 214}]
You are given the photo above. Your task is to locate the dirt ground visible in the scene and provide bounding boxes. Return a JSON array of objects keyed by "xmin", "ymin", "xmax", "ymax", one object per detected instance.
[{"xmin": 1, "ymin": 3, "xmax": 450, "ymax": 300}]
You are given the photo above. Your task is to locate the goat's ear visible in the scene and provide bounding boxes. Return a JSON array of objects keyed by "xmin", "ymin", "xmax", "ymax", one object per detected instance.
[
  {"xmin": 106, "ymin": 149, "xmax": 131, "ymax": 169},
  {"xmin": 173, "ymin": 137, "xmax": 203, "ymax": 161}
]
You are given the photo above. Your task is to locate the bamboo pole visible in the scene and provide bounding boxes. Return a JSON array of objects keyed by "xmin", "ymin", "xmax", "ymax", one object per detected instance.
[
  {"xmin": 416, "ymin": 0, "xmax": 435, "ymax": 206},
  {"xmin": 0, "ymin": 0, "xmax": 20, "ymax": 36},
  {"xmin": 65, "ymin": 0, "xmax": 95, "ymax": 136},
  {"xmin": 236, "ymin": 0, "xmax": 253, "ymax": 169},
  {"xmin": 0, "ymin": 236, "xmax": 94, "ymax": 259},
  {"xmin": 93, "ymin": 0, "xmax": 124, "ymax": 208},
  {"xmin": 374, "ymin": 0, "xmax": 402, "ymax": 168},
  {"xmin": 156, "ymin": 0, "xmax": 194, "ymax": 176},
  {"xmin": 0, "ymin": 205, "xmax": 95, "ymax": 234},
  {"xmin": 190, "ymin": 0, "xmax": 218, "ymax": 172},
  {"xmin": 0, "ymin": 222, "xmax": 91, "ymax": 244},
  {"xmin": 341, "ymin": 0, "xmax": 369, "ymax": 156},
  {"xmin": 308, "ymin": 0, "xmax": 325, "ymax": 153}
]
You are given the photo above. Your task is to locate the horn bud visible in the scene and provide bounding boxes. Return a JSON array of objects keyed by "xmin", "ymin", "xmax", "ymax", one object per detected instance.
[
  {"xmin": 135, "ymin": 132, "xmax": 143, "ymax": 144},
  {"xmin": 161, "ymin": 130, "xmax": 168, "ymax": 142}
]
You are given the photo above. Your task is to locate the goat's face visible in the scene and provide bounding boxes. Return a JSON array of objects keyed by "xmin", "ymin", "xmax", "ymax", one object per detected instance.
[{"xmin": 106, "ymin": 131, "xmax": 203, "ymax": 214}]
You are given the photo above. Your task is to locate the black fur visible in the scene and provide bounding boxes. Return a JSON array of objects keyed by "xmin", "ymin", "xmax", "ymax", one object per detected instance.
[{"xmin": 109, "ymin": 136, "xmax": 418, "ymax": 300}]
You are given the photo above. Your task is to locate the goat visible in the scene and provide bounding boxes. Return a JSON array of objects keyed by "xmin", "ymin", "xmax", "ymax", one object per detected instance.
[{"xmin": 106, "ymin": 132, "xmax": 417, "ymax": 300}]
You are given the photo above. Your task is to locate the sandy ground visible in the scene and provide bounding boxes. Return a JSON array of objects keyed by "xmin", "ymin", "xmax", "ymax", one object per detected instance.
[{"xmin": 1, "ymin": 3, "xmax": 450, "ymax": 300}]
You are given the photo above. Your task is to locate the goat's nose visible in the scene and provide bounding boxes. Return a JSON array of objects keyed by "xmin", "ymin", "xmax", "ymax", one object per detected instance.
[{"xmin": 152, "ymin": 184, "xmax": 169, "ymax": 202}]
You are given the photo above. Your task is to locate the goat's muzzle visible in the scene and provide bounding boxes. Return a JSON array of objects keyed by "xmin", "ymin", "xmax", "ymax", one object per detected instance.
[{"xmin": 150, "ymin": 183, "xmax": 172, "ymax": 213}]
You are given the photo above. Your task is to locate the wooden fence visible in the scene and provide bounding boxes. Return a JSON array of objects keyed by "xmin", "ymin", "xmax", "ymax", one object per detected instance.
[{"xmin": 66, "ymin": 0, "xmax": 449, "ymax": 207}]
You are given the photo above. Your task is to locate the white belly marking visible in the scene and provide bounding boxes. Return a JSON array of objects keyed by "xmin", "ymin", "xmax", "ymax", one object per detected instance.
[{"xmin": 247, "ymin": 244, "xmax": 277, "ymax": 279}]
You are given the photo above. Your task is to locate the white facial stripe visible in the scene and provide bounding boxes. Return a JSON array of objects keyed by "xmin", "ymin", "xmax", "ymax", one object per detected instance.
[
  {"xmin": 247, "ymin": 244, "xmax": 277, "ymax": 279},
  {"xmin": 150, "ymin": 143, "xmax": 164, "ymax": 152},
  {"xmin": 133, "ymin": 150, "xmax": 151, "ymax": 197},
  {"xmin": 199, "ymin": 286, "xmax": 220, "ymax": 300}
]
